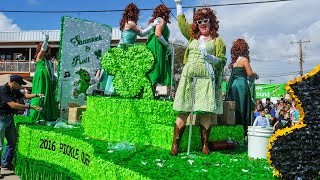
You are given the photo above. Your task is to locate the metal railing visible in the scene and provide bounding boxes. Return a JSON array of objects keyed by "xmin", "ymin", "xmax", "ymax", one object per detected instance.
[{"xmin": 0, "ymin": 61, "xmax": 58, "ymax": 74}]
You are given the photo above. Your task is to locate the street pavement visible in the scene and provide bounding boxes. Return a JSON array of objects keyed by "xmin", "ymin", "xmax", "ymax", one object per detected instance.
[{"xmin": 1, "ymin": 169, "xmax": 19, "ymax": 180}]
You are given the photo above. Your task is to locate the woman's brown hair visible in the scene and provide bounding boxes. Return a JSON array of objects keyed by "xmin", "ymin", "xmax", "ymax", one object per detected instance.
[
  {"xmin": 149, "ymin": 4, "xmax": 171, "ymax": 24},
  {"xmin": 120, "ymin": 3, "xmax": 140, "ymax": 30},
  {"xmin": 34, "ymin": 42, "xmax": 51, "ymax": 59},
  {"xmin": 229, "ymin": 38, "xmax": 250, "ymax": 69},
  {"xmin": 191, "ymin": 8, "xmax": 219, "ymax": 40}
]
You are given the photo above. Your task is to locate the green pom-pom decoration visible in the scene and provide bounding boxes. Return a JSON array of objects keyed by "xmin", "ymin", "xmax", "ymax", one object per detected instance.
[{"xmin": 102, "ymin": 44, "xmax": 154, "ymax": 99}]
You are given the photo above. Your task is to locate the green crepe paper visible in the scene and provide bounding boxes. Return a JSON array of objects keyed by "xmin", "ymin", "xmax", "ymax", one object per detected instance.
[
  {"xmin": 15, "ymin": 153, "xmax": 80, "ymax": 180},
  {"xmin": 101, "ymin": 44, "xmax": 154, "ymax": 99},
  {"xmin": 82, "ymin": 96, "xmax": 181, "ymax": 150},
  {"xmin": 14, "ymin": 115, "xmax": 33, "ymax": 124},
  {"xmin": 16, "ymin": 125, "xmax": 150, "ymax": 180},
  {"xmin": 15, "ymin": 124, "xmax": 274, "ymax": 179},
  {"xmin": 82, "ymin": 97, "xmax": 244, "ymax": 151}
]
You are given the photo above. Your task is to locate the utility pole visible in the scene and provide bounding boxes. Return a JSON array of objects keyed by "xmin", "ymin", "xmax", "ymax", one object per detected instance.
[
  {"xmin": 290, "ymin": 40, "xmax": 310, "ymax": 76},
  {"xmin": 269, "ymin": 79, "xmax": 274, "ymax": 84}
]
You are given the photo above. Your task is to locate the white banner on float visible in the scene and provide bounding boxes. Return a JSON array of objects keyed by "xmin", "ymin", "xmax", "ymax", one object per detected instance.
[{"xmin": 59, "ymin": 16, "xmax": 112, "ymax": 109}]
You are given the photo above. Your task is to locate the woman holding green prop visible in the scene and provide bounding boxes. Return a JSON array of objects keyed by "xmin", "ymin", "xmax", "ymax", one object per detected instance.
[
  {"xmin": 171, "ymin": 0, "xmax": 227, "ymax": 155},
  {"xmin": 98, "ymin": 3, "xmax": 160, "ymax": 95},
  {"xmin": 30, "ymin": 32, "xmax": 58, "ymax": 121},
  {"xmin": 225, "ymin": 38, "xmax": 258, "ymax": 143},
  {"xmin": 146, "ymin": 4, "xmax": 173, "ymax": 94}
]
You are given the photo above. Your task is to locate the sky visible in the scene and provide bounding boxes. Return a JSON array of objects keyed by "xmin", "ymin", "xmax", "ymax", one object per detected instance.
[{"xmin": 0, "ymin": 0, "xmax": 319, "ymax": 84}]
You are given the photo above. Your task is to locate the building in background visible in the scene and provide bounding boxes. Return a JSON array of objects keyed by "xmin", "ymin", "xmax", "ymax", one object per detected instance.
[{"xmin": 0, "ymin": 29, "xmax": 147, "ymax": 80}]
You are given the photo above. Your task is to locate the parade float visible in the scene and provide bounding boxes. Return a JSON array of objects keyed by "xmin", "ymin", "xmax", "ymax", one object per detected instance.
[{"xmin": 12, "ymin": 16, "xmax": 319, "ymax": 179}]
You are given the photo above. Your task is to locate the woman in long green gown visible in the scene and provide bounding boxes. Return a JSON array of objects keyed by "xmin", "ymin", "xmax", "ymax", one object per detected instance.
[
  {"xmin": 225, "ymin": 38, "xmax": 258, "ymax": 141},
  {"xmin": 146, "ymin": 5, "xmax": 173, "ymax": 92},
  {"xmin": 30, "ymin": 33, "xmax": 58, "ymax": 121},
  {"xmin": 170, "ymin": 0, "xmax": 227, "ymax": 156}
]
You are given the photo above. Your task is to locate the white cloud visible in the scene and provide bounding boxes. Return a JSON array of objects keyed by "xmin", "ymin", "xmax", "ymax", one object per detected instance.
[
  {"xmin": 168, "ymin": 0, "xmax": 320, "ymax": 84},
  {"xmin": 0, "ymin": 13, "xmax": 21, "ymax": 31}
]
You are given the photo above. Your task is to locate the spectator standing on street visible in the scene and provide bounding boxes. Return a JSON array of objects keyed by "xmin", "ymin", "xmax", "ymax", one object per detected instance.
[
  {"xmin": 0, "ymin": 75, "xmax": 42, "ymax": 177},
  {"xmin": 253, "ymin": 108, "xmax": 270, "ymax": 127}
]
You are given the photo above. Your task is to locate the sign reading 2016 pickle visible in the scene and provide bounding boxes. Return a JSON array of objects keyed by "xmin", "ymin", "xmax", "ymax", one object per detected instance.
[{"xmin": 39, "ymin": 138, "xmax": 90, "ymax": 166}]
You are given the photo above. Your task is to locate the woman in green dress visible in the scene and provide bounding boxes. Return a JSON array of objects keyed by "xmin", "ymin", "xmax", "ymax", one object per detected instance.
[
  {"xmin": 146, "ymin": 4, "xmax": 173, "ymax": 95},
  {"xmin": 98, "ymin": 3, "xmax": 159, "ymax": 95},
  {"xmin": 30, "ymin": 32, "xmax": 58, "ymax": 121},
  {"xmin": 225, "ymin": 38, "xmax": 258, "ymax": 142},
  {"xmin": 171, "ymin": 0, "xmax": 227, "ymax": 155}
]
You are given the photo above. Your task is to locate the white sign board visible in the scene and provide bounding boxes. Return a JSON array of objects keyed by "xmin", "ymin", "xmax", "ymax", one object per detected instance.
[{"xmin": 59, "ymin": 16, "xmax": 112, "ymax": 109}]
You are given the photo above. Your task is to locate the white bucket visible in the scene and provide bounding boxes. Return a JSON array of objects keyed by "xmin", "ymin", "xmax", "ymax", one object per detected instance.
[{"xmin": 248, "ymin": 126, "xmax": 273, "ymax": 159}]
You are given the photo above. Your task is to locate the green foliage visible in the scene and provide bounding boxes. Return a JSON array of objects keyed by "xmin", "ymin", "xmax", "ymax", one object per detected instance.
[
  {"xmin": 172, "ymin": 40, "xmax": 187, "ymax": 75},
  {"xmin": 101, "ymin": 44, "xmax": 154, "ymax": 99}
]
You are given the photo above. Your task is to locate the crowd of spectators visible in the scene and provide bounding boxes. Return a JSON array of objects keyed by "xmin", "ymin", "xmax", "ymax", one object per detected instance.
[{"xmin": 253, "ymin": 96, "xmax": 299, "ymax": 132}]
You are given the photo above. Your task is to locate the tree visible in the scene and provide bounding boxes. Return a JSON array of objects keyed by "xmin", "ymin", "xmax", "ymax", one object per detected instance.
[{"xmin": 171, "ymin": 40, "xmax": 186, "ymax": 75}]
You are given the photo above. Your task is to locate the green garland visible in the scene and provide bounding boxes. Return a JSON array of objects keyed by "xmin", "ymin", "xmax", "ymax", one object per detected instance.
[
  {"xmin": 16, "ymin": 125, "xmax": 150, "ymax": 180},
  {"xmin": 15, "ymin": 122, "xmax": 274, "ymax": 179},
  {"xmin": 15, "ymin": 153, "xmax": 81, "ymax": 180},
  {"xmin": 101, "ymin": 44, "xmax": 154, "ymax": 99}
]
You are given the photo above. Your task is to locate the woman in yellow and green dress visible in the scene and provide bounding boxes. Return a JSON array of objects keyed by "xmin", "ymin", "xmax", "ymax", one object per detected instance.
[
  {"xmin": 30, "ymin": 32, "xmax": 58, "ymax": 121},
  {"xmin": 225, "ymin": 38, "xmax": 258, "ymax": 142},
  {"xmin": 171, "ymin": 0, "xmax": 227, "ymax": 155}
]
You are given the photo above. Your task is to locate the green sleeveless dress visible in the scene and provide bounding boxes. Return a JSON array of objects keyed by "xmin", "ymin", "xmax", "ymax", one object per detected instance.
[
  {"xmin": 30, "ymin": 59, "xmax": 58, "ymax": 121},
  {"xmin": 146, "ymin": 25, "xmax": 173, "ymax": 86},
  {"xmin": 226, "ymin": 67, "xmax": 253, "ymax": 135}
]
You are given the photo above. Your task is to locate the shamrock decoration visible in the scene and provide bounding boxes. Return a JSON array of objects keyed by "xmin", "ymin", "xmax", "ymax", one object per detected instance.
[
  {"xmin": 101, "ymin": 44, "xmax": 154, "ymax": 99},
  {"xmin": 94, "ymin": 49, "xmax": 102, "ymax": 60},
  {"xmin": 64, "ymin": 71, "xmax": 71, "ymax": 78},
  {"xmin": 268, "ymin": 65, "xmax": 320, "ymax": 179}
]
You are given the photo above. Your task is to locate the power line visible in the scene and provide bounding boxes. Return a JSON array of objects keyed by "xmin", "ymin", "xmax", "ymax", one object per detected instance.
[
  {"xmin": 160, "ymin": 0, "xmax": 177, "ymax": 21},
  {"xmin": 259, "ymin": 72, "xmax": 300, "ymax": 78},
  {"xmin": 259, "ymin": 68, "xmax": 314, "ymax": 78},
  {"xmin": 262, "ymin": 71, "xmax": 300, "ymax": 76},
  {"xmin": 251, "ymin": 54, "xmax": 297, "ymax": 59},
  {"xmin": 0, "ymin": 0, "xmax": 293, "ymax": 13},
  {"xmin": 251, "ymin": 56, "xmax": 297, "ymax": 62}
]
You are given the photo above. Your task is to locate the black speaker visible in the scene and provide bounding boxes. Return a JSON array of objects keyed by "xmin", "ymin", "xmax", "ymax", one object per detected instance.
[{"xmin": 92, "ymin": 89, "xmax": 104, "ymax": 96}]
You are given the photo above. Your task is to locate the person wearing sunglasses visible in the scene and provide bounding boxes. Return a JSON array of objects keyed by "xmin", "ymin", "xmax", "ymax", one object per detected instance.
[
  {"xmin": 30, "ymin": 32, "xmax": 59, "ymax": 122},
  {"xmin": 225, "ymin": 38, "xmax": 258, "ymax": 143},
  {"xmin": 0, "ymin": 75, "xmax": 43, "ymax": 176},
  {"xmin": 171, "ymin": 0, "xmax": 227, "ymax": 155}
]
